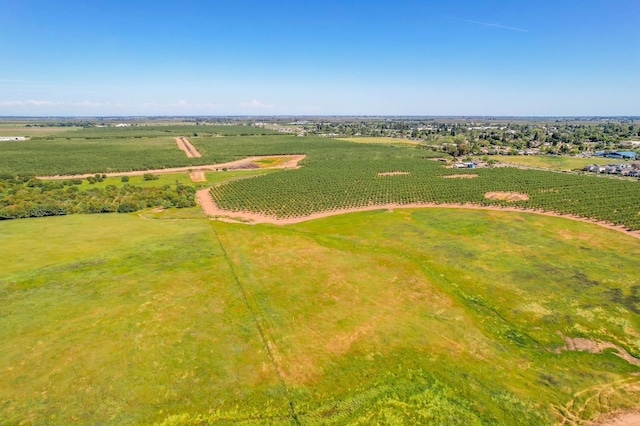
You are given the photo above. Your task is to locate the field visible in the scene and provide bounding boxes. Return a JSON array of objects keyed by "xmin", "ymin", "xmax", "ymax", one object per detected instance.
[
  {"xmin": 1, "ymin": 209, "xmax": 640, "ymax": 424},
  {"xmin": 2, "ymin": 123, "xmax": 640, "ymax": 424},
  {"xmin": 492, "ymin": 155, "xmax": 619, "ymax": 171},
  {"xmin": 337, "ymin": 137, "xmax": 423, "ymax": 146},
  {"xmin": 0, "ymin": 126, "xmax": 80, "ymax": 137}
]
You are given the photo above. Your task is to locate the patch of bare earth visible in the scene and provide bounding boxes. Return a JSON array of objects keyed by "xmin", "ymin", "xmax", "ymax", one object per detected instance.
[
  {"xmin": 378, "ymin": 171, "xmax": 410, "ymax": 176},
  {"xmin": 484, "ymin": 191, "xmax": 529, "ymax": 201},
  {"xmin": 175, "ymin": 137, "xmax": 202, "ymax": 158},
  {"xmin": 443, "ymin": 174, "xmax": 479, "ymax": 179},
  {"xmin": 189, "ymin": 171, "xmax": 206, "ymax": 182},
  {"xmin": 196, "ymin": 189, "xmax": 219, "ymax": 217},
  {"xmin": 557, "ymin": 331, "xmax": 640, "ymax": 367},
  {"xmin": 589, "ymin": 411, "xmax": 640, "ymax": 426}
]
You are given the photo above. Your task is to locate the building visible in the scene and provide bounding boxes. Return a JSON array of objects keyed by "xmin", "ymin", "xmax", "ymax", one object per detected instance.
[{"xmin": 600, "ymin": 151, "xmax": 637, "ymax": 160}]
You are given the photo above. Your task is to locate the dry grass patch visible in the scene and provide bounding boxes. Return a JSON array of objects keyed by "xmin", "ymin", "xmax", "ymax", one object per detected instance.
[
  {"xmin": 189, "ymin": 171, "xmax": 206, "ymax": 182},
  {"xmin": 378, "ymin": 171, "xmax": 410, "ymax": 176},
  {"xmin": 484, "ymin": 191, "xmax": 529, "ymax": 201},
  {"xmin": 443, "ymin": 174, "xmax": 479, "ymax": 179}
]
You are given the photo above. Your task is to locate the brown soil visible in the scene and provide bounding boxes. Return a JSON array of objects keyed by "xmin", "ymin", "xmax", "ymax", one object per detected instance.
[
  {"xmin": 189, "ymin": 171, "xmax": 206, "ymax": 182},
  {"xmin": 589, "ymin": 411, "xmax": 640, "ymax": 425},
  {"xmin": 378, "ymin": 171, "xmax": 410, "ymax": 176},
  {"xmin": 197, "ymin": 200, "xmax": 640, "ymax": 240},
  {"xmin": 196, "ymin": 189, "xmax": 219, "ymax": 216},
  {"xmin": 37, "ymin": 154, "xmax": 306, "ymax": 180},
  {"xmin": 484, "ymin": 191, "xmax": 530, "ymax": 201},
  {"xmin": 558, "ymin": 332, "xmax": 640, "ymax": 367},
  {"xmin": 443, "ymin": 174, "xmax": 479, "ymax": 179},
  {"xmin": 175, "ymin": 137, "xmax": 202, "ymax": 158}
]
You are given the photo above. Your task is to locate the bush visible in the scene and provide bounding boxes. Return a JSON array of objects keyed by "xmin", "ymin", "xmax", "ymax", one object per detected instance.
[
  {"xmin": 121, "ymin": 176, "xmax": 129, "ymax": 182},
  {"xmin": 117, "ymin": 201, "xmax": 139, "ymax": 213},
  {"xmin": 143, "ymin": 173, "xmax": 159, "ymax": 181}
]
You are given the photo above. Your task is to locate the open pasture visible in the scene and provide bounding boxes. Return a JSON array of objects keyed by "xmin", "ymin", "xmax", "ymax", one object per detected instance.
[
  {"xmin": 0, "ymin": 125, "xmax": 80, "ymax": 137},
  {"xmin": 492, "ymin": 155, "xmax": 620, "ymax": 171},
  {"xmin": 1, "ymin": 209, "xmax": 639, "ymax": 424}
]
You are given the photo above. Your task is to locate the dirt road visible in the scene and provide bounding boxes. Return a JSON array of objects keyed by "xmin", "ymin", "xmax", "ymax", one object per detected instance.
[
  {"xmin": 197, "ymin": 198, "xmax": 640, "ymax": 240},
  {"xmin": 175, "ymin": 137, "xmax": 202, "ymax": 158}
]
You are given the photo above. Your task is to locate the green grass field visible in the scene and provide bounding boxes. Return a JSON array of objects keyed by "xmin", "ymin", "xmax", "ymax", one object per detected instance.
[
  {"xmin": 3, "ymin": 124, "xmax": 640, "ymax": 424},
  {"xmin": 492, "ymin": 155, "xmax": 620, "ymax": 170},
  {"xmin": 2, "ymin": 209, "xmax": 639, "ymax": 424}
]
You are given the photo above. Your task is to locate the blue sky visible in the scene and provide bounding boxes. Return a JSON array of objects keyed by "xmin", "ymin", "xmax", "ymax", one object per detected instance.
[{"xmin": 1, "ymin": 0, "xmax": 638, "ymax": 116}]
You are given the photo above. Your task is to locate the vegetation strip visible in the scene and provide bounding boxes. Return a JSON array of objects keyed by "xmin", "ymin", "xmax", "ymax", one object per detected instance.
[
  {"xmin": 200, "ymin": 196, "xmax": 640, "ymax": 240},
  {"xmin": 36, "ymin": 154, "xmax": 306, "ymax": 180}
]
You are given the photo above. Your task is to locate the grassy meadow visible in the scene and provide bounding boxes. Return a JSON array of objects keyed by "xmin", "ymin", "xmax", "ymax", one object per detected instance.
[
  {"xmin": 2, "ymin": 209, "xmax": 640, "ymax": 424},
  {"xmin": 337, "ymin": 137, "xmax": 423, "ymax": 146},
  {"xmin": 492, "ymin": 155, "xmax": 620, "ymax": 171}
]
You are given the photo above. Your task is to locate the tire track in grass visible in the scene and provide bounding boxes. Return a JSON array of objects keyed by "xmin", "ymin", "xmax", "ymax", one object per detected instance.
[{"xmin": 208, "ymin": 222, "xmax": 301, "ymax": 425}]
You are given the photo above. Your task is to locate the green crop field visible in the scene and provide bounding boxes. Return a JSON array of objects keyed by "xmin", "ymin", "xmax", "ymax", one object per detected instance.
[
  {"xmin": 0, "ymin": 134, "xmax": 301, "ymax": 176},
  {"xmin": 1, "ymin": 209, "xmax": 639, "ymax": 424},
  {"xmin": 2, "ymin": 124, "xmax": 640, "ymax": 424},
  {"xmin": 47, "ymin": 124, "xmax": 281, "ymax": 139}
]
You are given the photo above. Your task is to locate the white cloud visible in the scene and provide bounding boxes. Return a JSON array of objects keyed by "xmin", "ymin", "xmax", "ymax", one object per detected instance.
[
  {"xmin": 0, "ymin": 99, "xmax": 57, "ymax": 106},
  {"xmin": 241, "ymin": 99, "xmax": 274, "ymax": 109},
  {"xmin": 171, "ymin": 100, "xmax": 219, "ymax": 110},
  {"xmin": 73, "ymin": 101, "xmax": 103, "ymax": 108}
]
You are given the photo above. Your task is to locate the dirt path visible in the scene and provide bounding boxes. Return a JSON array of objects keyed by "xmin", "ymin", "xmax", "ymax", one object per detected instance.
[
  {"xmin": 589, "ymin": 411, "xmax": 640, "ymax": 425},
  {"xmin": 196, "ymin": 197, "xmax": 640, "ymax": 240},
  {"xmin": 175, "ymin": 137, "xmax": 202, "ymax": 158},
  {"xmin": 37, "ymin": 154, "xmax": 306, "ymax": 180},
  {"xmin": 197, "ymin": 189, "xmax": 220, "ymax": 215}
]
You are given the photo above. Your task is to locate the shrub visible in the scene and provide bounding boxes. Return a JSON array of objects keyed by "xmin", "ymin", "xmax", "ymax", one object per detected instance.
[
  {"xmin": 117, "ymin": 201, "xmax": 139, "ymax": 213},
  {"xmin": 143, "ymin": 173, "xmax": 159, "ymax": 181}
]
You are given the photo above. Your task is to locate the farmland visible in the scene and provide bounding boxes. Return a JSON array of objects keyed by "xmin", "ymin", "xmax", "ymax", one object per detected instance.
[
  {"xmin": 491, "ymin": 155, "xmax": 619, "ymax": 171},
  {"xmin": 4, "ymin": 129, "xmax": 640, "ymax": 229},
  {"xmin": 1, "ymin": 122, "xmax": 640, "ymax": 424},
  {"xmin": 1, "ymin": 207, "xmax": 640, "ymax": 424}
]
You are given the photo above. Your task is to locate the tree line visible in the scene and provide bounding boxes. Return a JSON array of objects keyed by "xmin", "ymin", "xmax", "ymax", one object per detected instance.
[{"xmin": 0, "ymin": 176, "xmax": 196, "ymax": 220}]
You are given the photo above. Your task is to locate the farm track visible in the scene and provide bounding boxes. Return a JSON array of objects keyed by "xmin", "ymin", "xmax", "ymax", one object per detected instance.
[
  {"xmin": 196, "ymin": 192, "xmax": 640, "ymax": 240},
  {"xmin": 175, "ymin": 136, "xmax": 202, "ymax": 158},
  {"xmin": 37, "ymin": 154, "xmax": 306, "ymax": 180},
  {"xmin": 553, "ymin": 378, "xmax": 640, "ymax": 425},
  {"xmin": 207, "ymin": 222, "xmax": 301, "ymax": 424}
]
